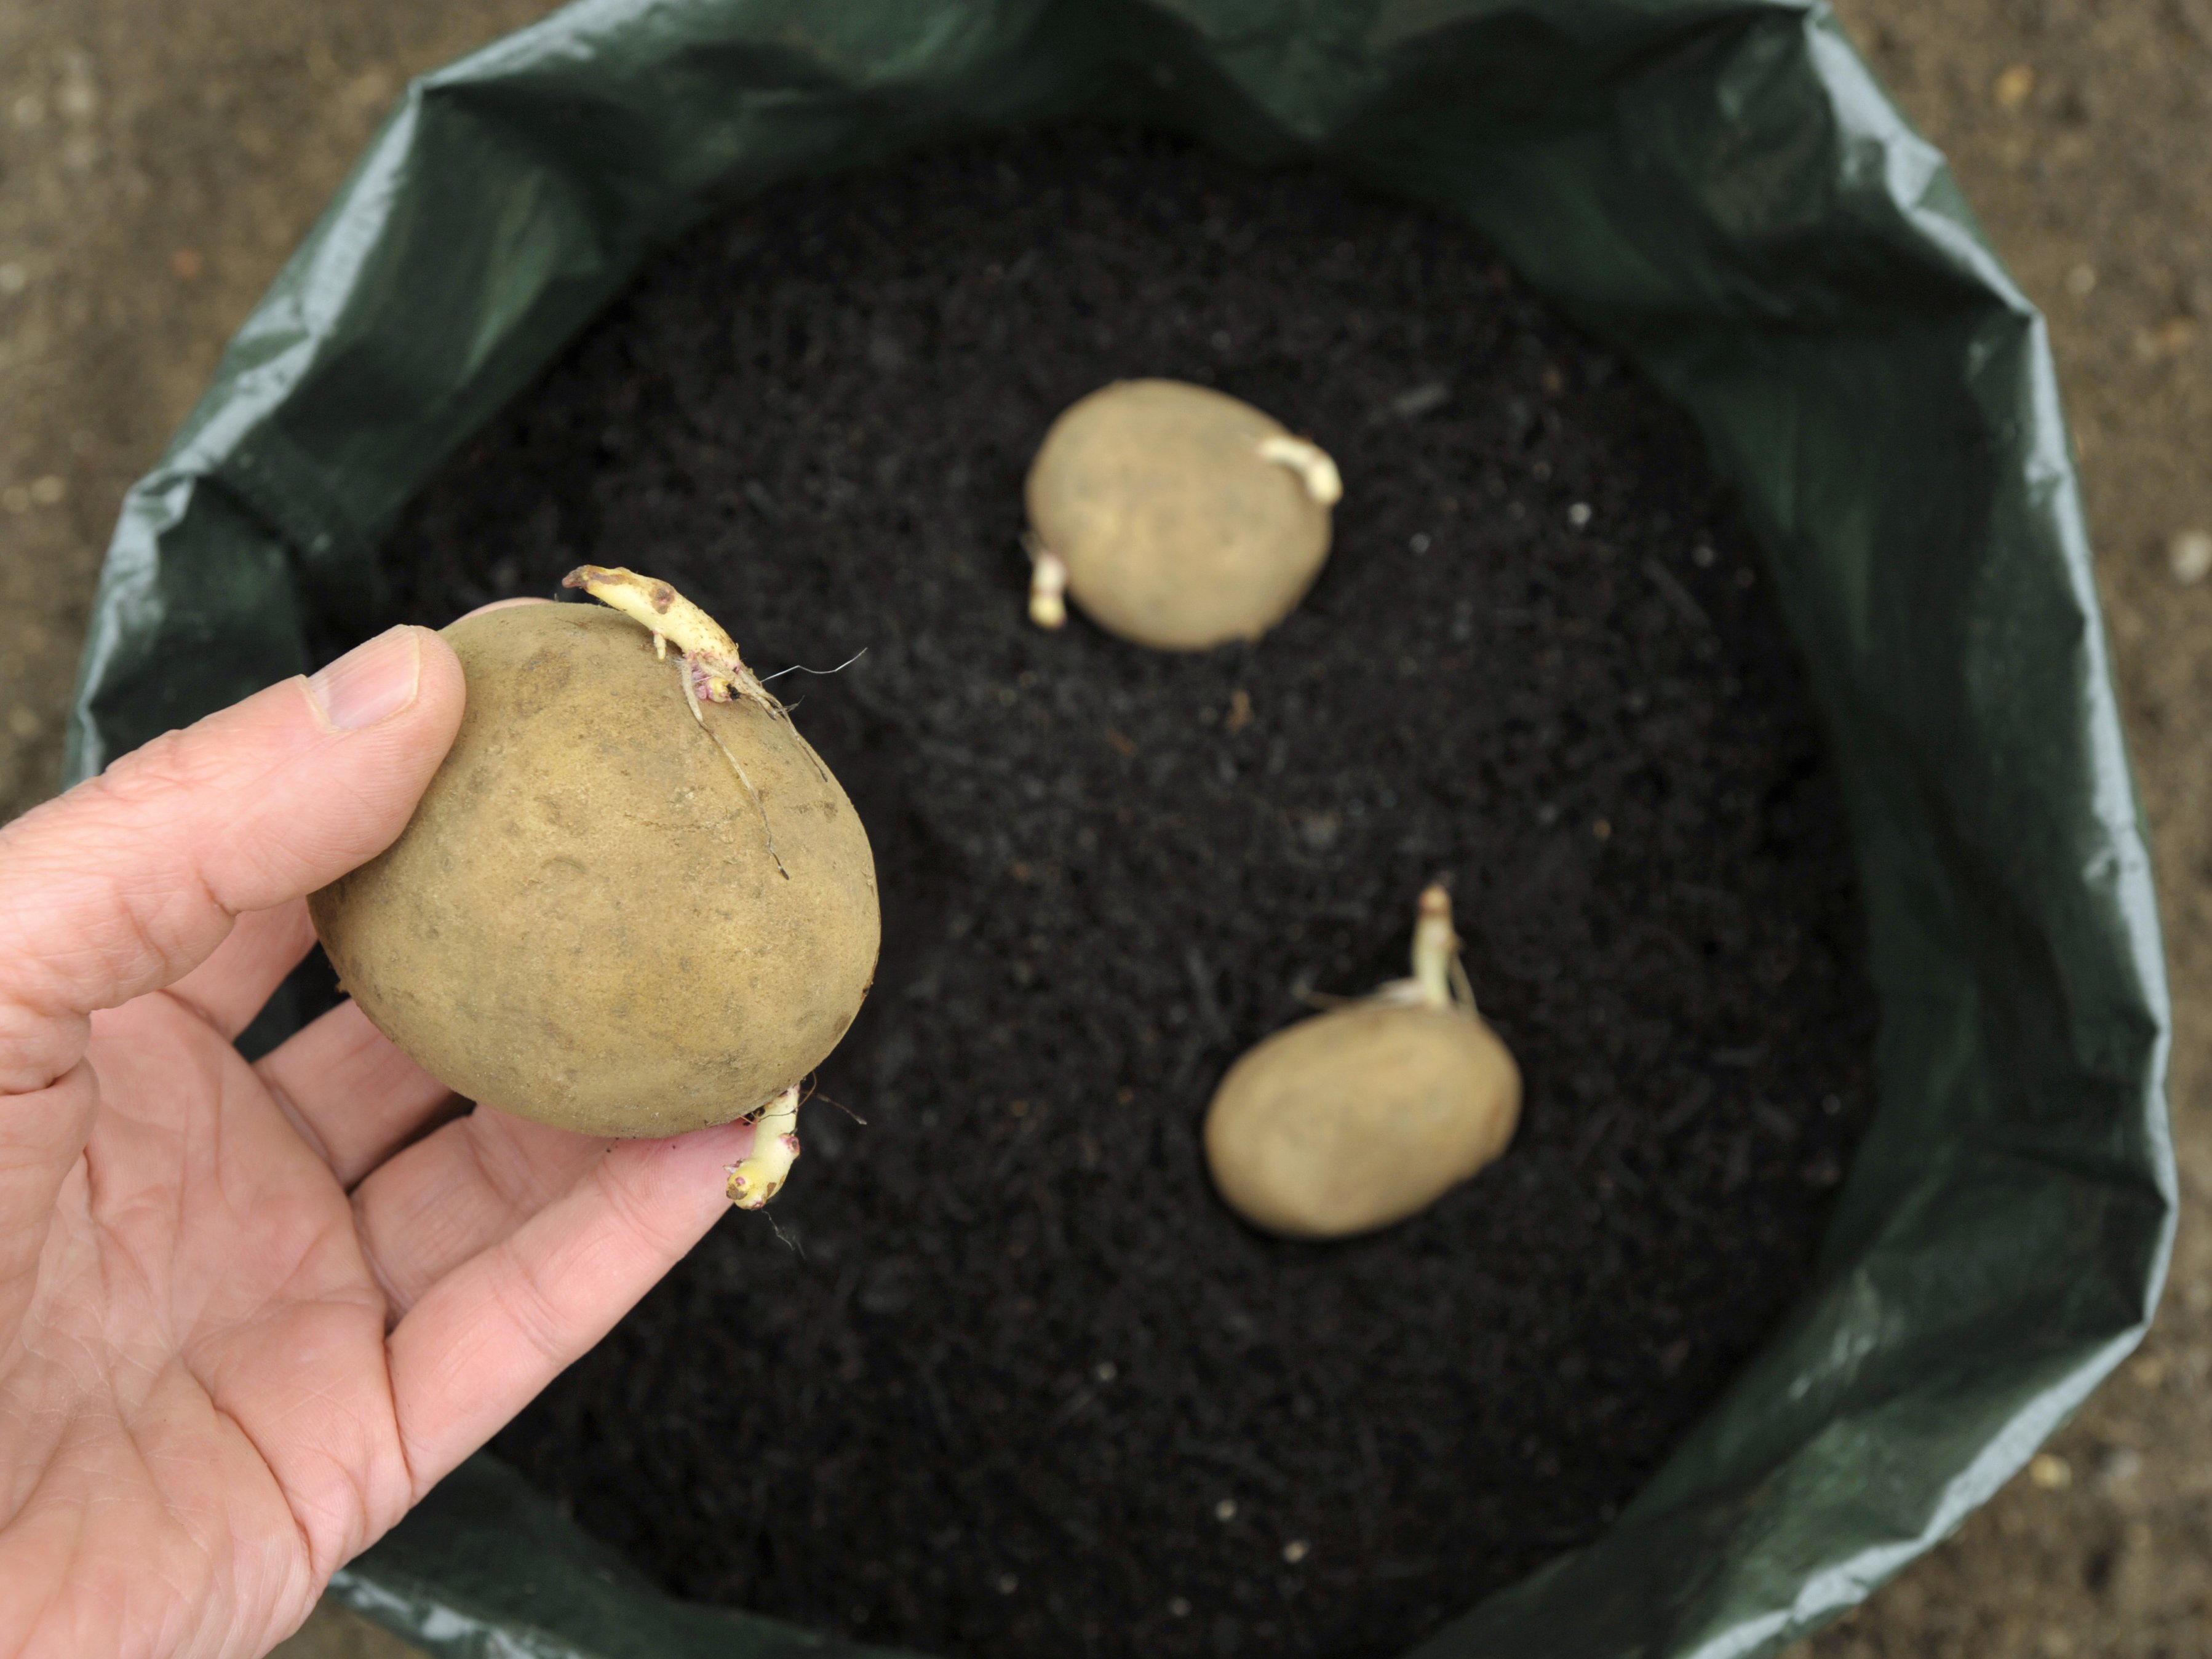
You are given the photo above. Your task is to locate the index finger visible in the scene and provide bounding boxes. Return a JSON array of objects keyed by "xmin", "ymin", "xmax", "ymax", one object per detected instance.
[{"xmin": 0, "ymin": 626, "xmax": 463, "ymax": 1096}]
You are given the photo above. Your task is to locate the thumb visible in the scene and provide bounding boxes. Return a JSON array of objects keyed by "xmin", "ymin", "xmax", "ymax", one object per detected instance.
[{"xmin": 0, "ymin": 625, "xmax": 465, "ymax": 1096}]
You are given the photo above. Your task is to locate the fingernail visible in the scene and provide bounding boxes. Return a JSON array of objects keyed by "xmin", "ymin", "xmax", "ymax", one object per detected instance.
[{"xmin": 308, "ymin": 627, "xmax": 422, "ymax": 730}]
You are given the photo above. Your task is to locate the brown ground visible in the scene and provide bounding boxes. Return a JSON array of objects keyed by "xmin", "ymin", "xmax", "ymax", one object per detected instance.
[{"xmin": 0, "ymin": 2, "xmax": 2205, "ymax": 1656}]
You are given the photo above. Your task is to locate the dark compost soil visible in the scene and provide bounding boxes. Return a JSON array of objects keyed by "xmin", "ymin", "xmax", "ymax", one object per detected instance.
[{"xmin": 364, "ymin": 127, "xmax": 1877, "ymax": 1659}]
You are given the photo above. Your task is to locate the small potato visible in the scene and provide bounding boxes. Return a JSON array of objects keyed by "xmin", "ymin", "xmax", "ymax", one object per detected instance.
[
  {"xmin": 310, "ymin": 588, "xmax": 879, "ymax": 1144},
  {"xmin": 1025, "ymin": 378, "xmax": 1339, "ymax": 650},
  {"xmin": 1206, "ymin": 1005, "xmax": 1519, "ymax": 1239},
  {"xmin": 1203, "ymin": 886, "xmax": 1520, "ymax": 1238}
]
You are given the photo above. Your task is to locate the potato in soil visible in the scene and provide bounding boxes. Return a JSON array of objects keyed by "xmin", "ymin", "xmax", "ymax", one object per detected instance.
[
  {"xmin": 1025, "ymin": 378, "xmax": 1337, "ymax": 650},
  {"xmin": 1204, "ymin": 886, "xmax": 1520, "ymax": 1238},
  {"xmin": 309, "ymin": 601, "xmax": 880, "ymax": 1138},
  {"xmin": 1206, "ymin": 1005, "xmax": 1520, "ymax": 1238}
]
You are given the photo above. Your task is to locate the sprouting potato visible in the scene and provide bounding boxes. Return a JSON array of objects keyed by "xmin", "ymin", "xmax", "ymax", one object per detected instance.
[
  {"xmin": 309, "ymin": 568, "xmax": 879, "ymax": 1205},
  {"xmin": 1204, "ymin": 885, "xmax": 1520, "ymax": 1239},
  {"xmin": 1024, "ymin": 378, "xmax": 1340, "ymax": 650}
]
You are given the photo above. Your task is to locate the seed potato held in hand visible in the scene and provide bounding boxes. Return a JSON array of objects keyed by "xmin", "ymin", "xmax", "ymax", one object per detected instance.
[
  {"xmin": 1204, "ymin": 886, "xmax": 1519, "ymax": 1239},
  {"xmin": 309, "ymin": 570, "xmax": 879, "ymax": 1197},
  {"xmin": 1024, "ymin": 378, "xmax": 1340, "ymax": 649}
]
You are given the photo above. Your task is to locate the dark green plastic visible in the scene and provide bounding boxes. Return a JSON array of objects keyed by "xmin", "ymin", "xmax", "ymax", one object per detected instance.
[{"xmin": 66, "ymin": 1, "xmax": 2173, "ymax": 1655}]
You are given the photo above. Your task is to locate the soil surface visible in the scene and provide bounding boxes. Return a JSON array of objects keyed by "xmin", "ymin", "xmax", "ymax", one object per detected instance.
[{"xmin": 365, "ymin": 127, "xmax": 1875, "ymax": 1659}]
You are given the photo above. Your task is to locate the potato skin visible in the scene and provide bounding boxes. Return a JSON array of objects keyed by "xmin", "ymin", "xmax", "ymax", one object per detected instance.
[
  {"xmin": 1204, "ymin": 1004, "xmax": 1520, "ymax": 1239},
  {"xmin": 309, "ymin": 603, "xmax": 880, "ymax": 1137},
  {"xmin": 1026, "ymin": 379, "xmax": 1332, "ymax": 650}
]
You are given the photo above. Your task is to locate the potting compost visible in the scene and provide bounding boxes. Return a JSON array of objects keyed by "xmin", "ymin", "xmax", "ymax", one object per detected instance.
[{"xmin": 358, "ymin": 126, "xmax": 1876, "ymax": 1659}]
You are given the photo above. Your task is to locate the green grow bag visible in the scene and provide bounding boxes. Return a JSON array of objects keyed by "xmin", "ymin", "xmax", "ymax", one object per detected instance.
[{"xmin": 67, "ymin": 1, "xmax": 2174, "ymax": 1654}]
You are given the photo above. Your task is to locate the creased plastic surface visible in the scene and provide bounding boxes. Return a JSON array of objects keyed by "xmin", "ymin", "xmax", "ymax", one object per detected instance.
[{"xmin": 67, "ymin": 2, "xmax": 2172, "ymax": 1657}]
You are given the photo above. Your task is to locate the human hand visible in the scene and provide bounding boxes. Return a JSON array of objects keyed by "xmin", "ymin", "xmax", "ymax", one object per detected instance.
[{"xmin": 0, "ymin": 625, "xmax": 757, "ymax": 1658}]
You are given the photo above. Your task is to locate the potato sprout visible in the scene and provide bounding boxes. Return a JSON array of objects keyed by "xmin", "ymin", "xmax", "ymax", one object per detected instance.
[
  {"xmin": 1203, "ymin": 886, "xmax": 1520, "ymax": 1238},
  {"xmin": 1024, "ymin": 379, "xmax": 1339, "ymax": 650},
  {"xmin": 309, "ymin": 571, "xmax": 880, "ymax": 1180}
]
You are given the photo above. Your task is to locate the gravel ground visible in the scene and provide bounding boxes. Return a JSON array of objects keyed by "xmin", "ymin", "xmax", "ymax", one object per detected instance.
[{"xmin": 0, "ymin": 2, "xmax": 2205, "ymax": 1655}]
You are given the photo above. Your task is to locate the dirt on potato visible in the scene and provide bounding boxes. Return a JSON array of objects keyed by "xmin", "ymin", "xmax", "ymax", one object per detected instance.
[{"xmin": 319, "ymin": 126, "xmax": 1878, "ymax": 1659}]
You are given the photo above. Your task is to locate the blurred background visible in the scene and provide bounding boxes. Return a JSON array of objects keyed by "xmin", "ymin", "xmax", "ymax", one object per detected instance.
[{"xmin": 0, "ymin": 1, "xmax": 2205, "ymax": 1655}]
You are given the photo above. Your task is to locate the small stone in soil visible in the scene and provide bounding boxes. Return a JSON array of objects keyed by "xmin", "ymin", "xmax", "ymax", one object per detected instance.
[{"xmin": 2167, "ymin": 528, "xmax": 2212, "ymax": 584}]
